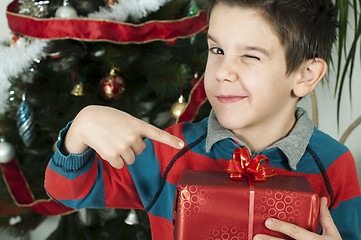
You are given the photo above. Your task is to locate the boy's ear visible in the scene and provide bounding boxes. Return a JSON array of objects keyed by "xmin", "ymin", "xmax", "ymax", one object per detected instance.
[{"xmin": 292, "ymin": 58, "xmax": 327, "ymax": 97}]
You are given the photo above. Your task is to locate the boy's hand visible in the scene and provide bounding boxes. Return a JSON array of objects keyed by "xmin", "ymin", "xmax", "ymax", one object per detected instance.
[
  {"xmin": 64, "ymin": 105, "xmax": 184, "ymax": 169},
  {"xmin": 253, "ymin": 197, "xmax": 342, "ymax": 240}
]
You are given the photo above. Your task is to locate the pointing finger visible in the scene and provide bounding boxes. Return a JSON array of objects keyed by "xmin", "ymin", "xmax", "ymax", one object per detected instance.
[{"xmin": 139, "ymin": 121, "xmax": 184, "ymax": 149}]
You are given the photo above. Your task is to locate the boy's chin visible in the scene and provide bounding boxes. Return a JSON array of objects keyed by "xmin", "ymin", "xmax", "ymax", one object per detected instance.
[{"xmin": 217, "ymin": 116, "xmax": 245, "ymax": 132}]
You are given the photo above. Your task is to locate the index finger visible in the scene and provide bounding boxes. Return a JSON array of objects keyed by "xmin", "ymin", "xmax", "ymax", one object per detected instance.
[{"xmin": 139, "ymin": 121, "xmax": 184, "ymax": 149}]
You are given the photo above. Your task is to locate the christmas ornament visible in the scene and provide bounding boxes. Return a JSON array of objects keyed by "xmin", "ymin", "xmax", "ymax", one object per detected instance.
[
  {"xmin": 52, "ymin": 142, "xmax": 57, "ymax": 152},
  {"xmin": 55, "ymin": 0, "xmax": 78, "ymax": 18},
  {"xmin": 53, "ymin": 136, "xmax": 60, "ymax": 152},
  {"xmin": 100, "ymin": 68, "xmax": 125, "ymax": 100},
  {"xmin": 33, "ymin": 0, "xmax": 50, "ymax": 18},
  {"xmin": 19, "ymin": 0, "xmax": 50, "ymax": 18},
  {"xmin": 71, "ymin": 82, "xmax": 85, "ymax": 96},
  {"xmin": 16, "ymin": 95, "xmax": 36, "ymax": 147},
  {"xmin": 9, "ymin": 89, "xmax": 16, "ymax": 102},
  {"xmin": 92, "ymin": 48, "xmax": 106, "ymax": 58},
  {"xmin": 170, "ymin": 95, "xmax": 187, "ymax": 119},
  {"xmin": 0, "ymin": 137, "xmax": 15, "ymax": 164},
  {"xmin": 124, "ymin": 209, "xmax": 139, "ymax": 225}
]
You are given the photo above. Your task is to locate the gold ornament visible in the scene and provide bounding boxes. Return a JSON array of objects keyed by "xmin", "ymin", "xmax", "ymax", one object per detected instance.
[
  {"xmin": 71, "ymin": 82, "xmax": 84, "ymax": 96},
  {"xmin": 170, "ymin": 95, "xmax": 187, "ymax": 119},
  {"xmin": 53, "ymin": 136, "xmax": 60, "ymax": 152},
  {"xmin": 100, "ymin": 68, "xmax": 125, "ymax": 100},
  {"xmin": 53, "ymin": 142, "xmax": 57, "ymax": 153}
]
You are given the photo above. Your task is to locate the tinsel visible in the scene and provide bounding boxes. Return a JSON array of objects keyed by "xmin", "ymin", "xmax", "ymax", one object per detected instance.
[
  {"xmin": 0, "ymin": 39, "xmax": 49, "ymax": 113},
  {"xmin": 88, "ymin": 0, "xmax": 170, "ymax": 22}
]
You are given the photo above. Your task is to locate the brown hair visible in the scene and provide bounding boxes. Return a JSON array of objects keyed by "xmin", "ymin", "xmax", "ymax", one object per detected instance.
[{"xmin": 208, "ymin": 0, "xmax": 338, "ymax": 74}]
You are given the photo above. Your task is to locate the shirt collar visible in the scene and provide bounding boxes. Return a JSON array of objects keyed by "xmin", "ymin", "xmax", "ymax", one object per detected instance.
[{"xmin": 205, "ymin": 107, "xmax": 314, "ymax": 171}]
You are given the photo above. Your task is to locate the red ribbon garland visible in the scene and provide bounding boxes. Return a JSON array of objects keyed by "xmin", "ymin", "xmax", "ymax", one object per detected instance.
[
  {"xmin": 225, "ymin": 148, "xmax": 275, "ymax": 184},
  {"xmin": 6, "ymin": 0, "xmax": 208, "ymax": 44},
  {"xmin": 0, "ymin": 158, "xmax": 75, "ymax": 216},
  {"xmin": 178, "ymin": 75, "xmax": 207, "ymax": 123}
]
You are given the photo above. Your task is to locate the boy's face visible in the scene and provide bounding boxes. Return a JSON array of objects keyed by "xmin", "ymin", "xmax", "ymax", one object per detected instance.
[{"xmin": 205, "ymin": 3, "xmax": 300, "ymax": 137}]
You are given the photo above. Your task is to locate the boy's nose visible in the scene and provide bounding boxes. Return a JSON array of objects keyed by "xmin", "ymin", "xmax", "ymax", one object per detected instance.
[{"xmin": 216, "ymin": 59, "xmax": 238, "ymax": 82}]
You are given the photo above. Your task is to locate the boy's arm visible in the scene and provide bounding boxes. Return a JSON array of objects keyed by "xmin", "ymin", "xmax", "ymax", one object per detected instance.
[
  {"xmin": 45, "ymin": 105, "xmax": 184, "ymax": 209},
  {"xmin": 45, "ymin": 121, "xmax": 143, "ymax": 210},
  {"xmin": 253, "ymin": 197, "xmax": 342, "ymax": 240},
  {"xmin": 64, "ymin": 105, "xmax": 184, "ymax": 169}
]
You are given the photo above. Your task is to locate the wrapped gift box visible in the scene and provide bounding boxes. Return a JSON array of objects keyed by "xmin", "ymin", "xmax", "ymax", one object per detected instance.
[{"xmin": 173, "ymin": 170, "xmax": 319, "ymax": 240}]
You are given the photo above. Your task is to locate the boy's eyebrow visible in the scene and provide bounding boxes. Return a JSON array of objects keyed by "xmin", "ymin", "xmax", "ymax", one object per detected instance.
[
  {"xmin": 207, "ymin": 33, "xmax": 271, "ymax": 57},
  {"xmin": 206, "ymin": 33, "xmax": 217, "ymax": 43}
]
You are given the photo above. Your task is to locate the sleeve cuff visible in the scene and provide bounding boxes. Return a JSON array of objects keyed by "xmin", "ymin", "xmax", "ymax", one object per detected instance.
[{"xmin": 52, "ymin": 121, "xmax": 95, "ymax": 172}]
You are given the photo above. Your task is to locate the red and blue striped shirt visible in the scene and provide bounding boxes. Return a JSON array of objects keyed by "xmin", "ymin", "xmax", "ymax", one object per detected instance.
[{"xmin": 45, "ymin": 109, "xmax": 361, "ymax": 240}]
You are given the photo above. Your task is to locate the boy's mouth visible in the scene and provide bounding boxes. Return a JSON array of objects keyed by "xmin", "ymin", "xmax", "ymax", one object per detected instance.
[{"xmin": 216, "ymin": 95, "xmax": 247, "ymax": 104}]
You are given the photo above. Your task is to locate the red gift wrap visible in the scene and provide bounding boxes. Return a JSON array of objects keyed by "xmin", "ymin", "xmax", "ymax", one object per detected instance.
[{"xmin": 173, "ymin": 170, "xmax": 320, "ymax": 240}]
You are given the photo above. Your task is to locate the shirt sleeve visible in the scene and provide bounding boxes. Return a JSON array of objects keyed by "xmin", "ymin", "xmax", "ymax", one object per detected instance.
[
  {"xmin": 44, "ymin": 121, "xmax": 143, "ymax": 210},
  {"xmin": 328, "ymin": 150, "xmax": 361, "ymax": 240}
]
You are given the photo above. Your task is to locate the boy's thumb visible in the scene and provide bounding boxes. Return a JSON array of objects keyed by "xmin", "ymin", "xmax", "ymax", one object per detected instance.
[{"xmin": 319, "ymin": 197, "xmax": 341, "ymax": 238}]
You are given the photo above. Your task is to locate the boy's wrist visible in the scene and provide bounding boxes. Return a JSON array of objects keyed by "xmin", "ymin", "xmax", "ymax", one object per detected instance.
[
  {"xmin": 60, "ymin": 118, "xmax": 89, "ymax": 155},
  {"xmin": 64, "ymin": 129, "xmax": 88, "ymax": 155}
]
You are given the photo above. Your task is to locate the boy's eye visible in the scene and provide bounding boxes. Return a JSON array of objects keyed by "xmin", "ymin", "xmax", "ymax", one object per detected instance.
[
  {"xmin": 210, "ymin": 47, "xmax": 224, "ymax": 55},
  {"xmin": 244, "ymin": 55, "xmax": 260, "ymax": 61}
]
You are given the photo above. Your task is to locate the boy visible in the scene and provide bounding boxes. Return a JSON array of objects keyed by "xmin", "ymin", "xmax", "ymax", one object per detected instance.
[{"xmin": 45, "ymin": 0, "xmax": 361, "ymax": 239}]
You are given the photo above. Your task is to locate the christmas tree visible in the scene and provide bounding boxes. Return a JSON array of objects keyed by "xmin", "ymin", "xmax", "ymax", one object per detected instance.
[{"xmin": 0, "ymin": 0, "xmax": 210, "ymax": 239}]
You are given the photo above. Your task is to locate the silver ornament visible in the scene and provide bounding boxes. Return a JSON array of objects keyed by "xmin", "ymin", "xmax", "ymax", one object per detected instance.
[
  {"xmin": 124, "ymin": 209, "xmax": 139, "ymax": 225},
  {"xmin": 34, "ymin": 1, "xmax": 50, "ymax": 18},
  {"xmin": 16, "ymin": 94, "xmax": 36, "ymax": 147},
  {"xmin": 55, "ymin": 0, "xmax": 78, "ymax": 18},
  {"xmin": 19, "ymin": 0, "xmax": 49, "ymax": 18},
  {"xmin": 0, "ymin": 137, "xmax": 15, "ymax": 164}
]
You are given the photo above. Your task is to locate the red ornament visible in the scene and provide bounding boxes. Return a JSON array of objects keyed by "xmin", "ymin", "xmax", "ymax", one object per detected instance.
[{"xmin": 100, "ymin": 68, "xmax": 125, "ymax": 100}]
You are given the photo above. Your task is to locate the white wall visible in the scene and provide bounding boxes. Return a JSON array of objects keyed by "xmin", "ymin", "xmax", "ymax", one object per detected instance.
[
  {"xmin": 0, "ymin": 0, "xmax": 12, "ymax": 41},
  {"xmin": 0, "ymin": 0, "xmax": 360, "ymax": 239}
]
